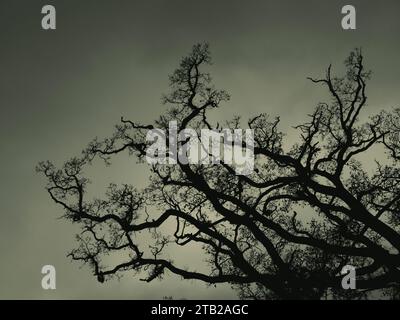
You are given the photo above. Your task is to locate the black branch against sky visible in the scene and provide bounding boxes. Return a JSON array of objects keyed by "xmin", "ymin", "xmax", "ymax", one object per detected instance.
[{"xmin": 38, "ymin": 43, "xmax": 400, "ymax": 300}]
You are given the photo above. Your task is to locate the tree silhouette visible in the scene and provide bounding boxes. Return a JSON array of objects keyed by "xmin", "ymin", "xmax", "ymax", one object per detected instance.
[{"xmin": 38, "ymin": 44, "xmax": 400, "ymax": 299}]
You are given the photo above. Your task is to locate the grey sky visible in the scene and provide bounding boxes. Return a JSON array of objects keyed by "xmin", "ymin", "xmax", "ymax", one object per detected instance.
[{"xmin": 1, "ymin": 0, "xmax": 400, "ymax": 299}]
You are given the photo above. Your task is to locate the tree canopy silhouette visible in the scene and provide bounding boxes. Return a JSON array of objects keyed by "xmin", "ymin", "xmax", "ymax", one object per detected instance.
[{"xmin": 38, "ymin": 44, "xmax": 400, "ymax": 299}]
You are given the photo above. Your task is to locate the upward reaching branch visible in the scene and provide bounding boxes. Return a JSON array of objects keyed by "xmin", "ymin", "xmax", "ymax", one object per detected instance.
[{"xmin": 38, "ymin": 44, "xmax": 400, "ymax": 300}]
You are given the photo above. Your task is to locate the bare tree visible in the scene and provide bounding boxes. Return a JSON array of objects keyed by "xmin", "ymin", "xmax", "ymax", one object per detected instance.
[{"xmin": 38, "ymin": 44, "xmax": 400, "ymax": 299}]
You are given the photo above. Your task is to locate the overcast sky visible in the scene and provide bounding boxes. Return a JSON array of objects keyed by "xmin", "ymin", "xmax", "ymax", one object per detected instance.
[{"xmin": 1, "ymin": 0, "xmax": 400, "ymax": 299}]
